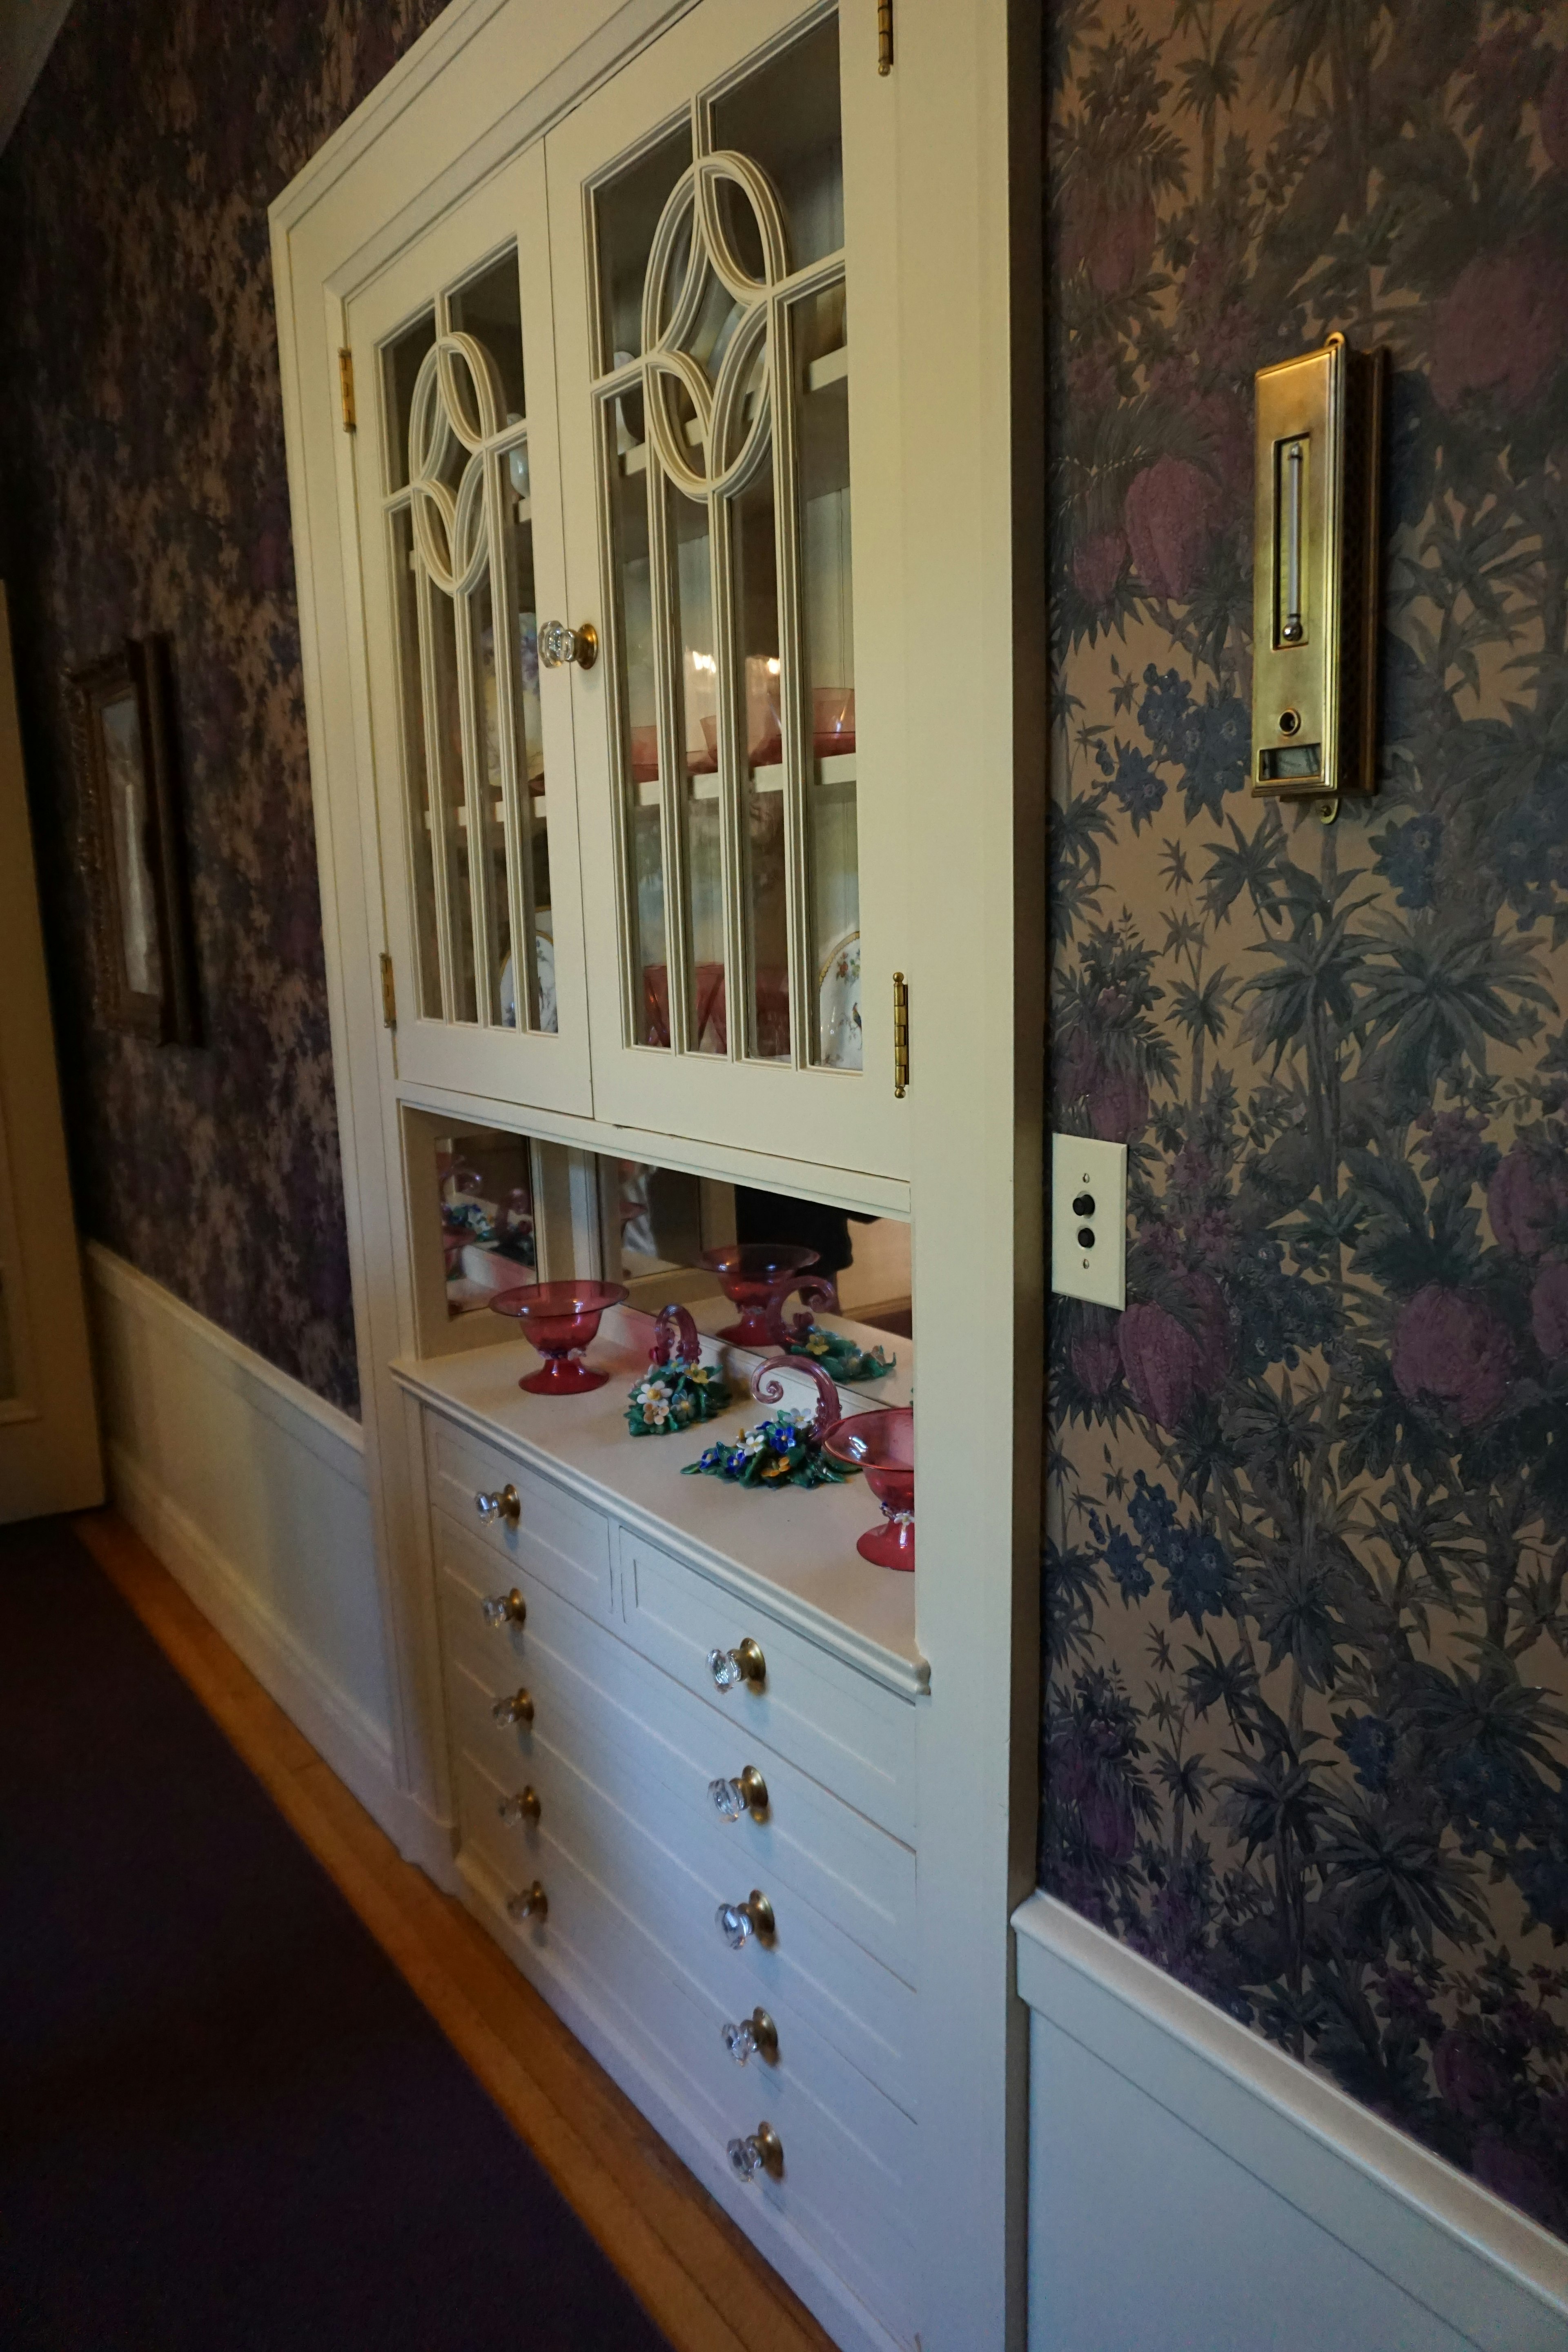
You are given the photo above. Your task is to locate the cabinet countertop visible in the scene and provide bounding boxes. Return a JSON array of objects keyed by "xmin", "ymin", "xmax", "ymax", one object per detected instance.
[{"xmin": 392, "ymin": 1302, "xmax": 928, "ymax": 1699}]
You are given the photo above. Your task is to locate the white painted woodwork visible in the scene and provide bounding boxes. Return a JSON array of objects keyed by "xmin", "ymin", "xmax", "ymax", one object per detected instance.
[
  {"xmin": 423, "ymin": 1383, "xmax": 922, "ymax": 2339},
  {"xmin": 0, "ymin": 583, "xmax": 103, "ymax": 1522},
  {"xmin": 345, "ymin": 145, "xmax": 594, "ymax": 1111},
  {"xmin": 1015, "ymin": 1893, "xmax": 1568, "ymax": 2352},
  {"xmin": 545, "ymin": 0, "xmax": 908, "ymax": 1176},
  {"xmin": 271, "ymin": 5, "xmax": 1036, "ymax": 2344},
  {"xmin": 82, "ymin": 1247, "xmax": 454, "ymax": 1869}
]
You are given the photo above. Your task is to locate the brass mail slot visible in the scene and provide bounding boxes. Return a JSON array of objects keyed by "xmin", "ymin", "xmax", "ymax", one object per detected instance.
[{"xmin": 1251, "ymin": 332, "xmax": 1385, "ymax": 802}]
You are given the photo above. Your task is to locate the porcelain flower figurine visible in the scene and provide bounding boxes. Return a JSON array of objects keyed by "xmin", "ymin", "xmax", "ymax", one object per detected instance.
[{"xmin": 626, "ymin": 1303, "xmax": 731, "ymax": 1436}]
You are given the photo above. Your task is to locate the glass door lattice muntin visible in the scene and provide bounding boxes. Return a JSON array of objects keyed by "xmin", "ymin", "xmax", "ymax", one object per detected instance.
[
  {"xmin": 590, "ymin": 10, "xmax": 861, "ymax": 1076},
  {"xmin": 380, "ymin": 251, "xmax": 558, "ymax": 1039}
]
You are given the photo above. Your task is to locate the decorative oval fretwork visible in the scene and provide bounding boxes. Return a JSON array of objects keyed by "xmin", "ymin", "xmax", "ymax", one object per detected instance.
[
  {"xmin": 405, "ymin": 330, "xmax": 510, "ymax": 597},
  {"xmin": 639, "ymin": 152, "xmax": 790, "ymax": 503}
]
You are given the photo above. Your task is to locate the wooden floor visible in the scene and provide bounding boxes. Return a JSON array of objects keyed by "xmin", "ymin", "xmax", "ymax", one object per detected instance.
[{"xmin": 74, "ymin": 1508, "xmax": 837, "ymax": 2352}]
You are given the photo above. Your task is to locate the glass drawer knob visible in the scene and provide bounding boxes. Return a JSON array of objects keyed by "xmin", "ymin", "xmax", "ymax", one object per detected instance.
[
  {"xmin": 506, "ymin": 1880, "xmax": 548, "ymax": 1922},
  {"xmin": 727, "ymin": 2121, "xmax": 783, "ymax": 2183},
  {"xmin": 721, "ymin": 2008, "xmax": 779, "ymax": 2067},
  {"xmin": 716, "ymin": 1889, "xmax": 775, "ymax": 1949},
  {"xmin": 476, "ymin": 1485, "xmax": 520, "ymax": 1526},
  {"xmin": 708, "ymin": 1765, "xmax": 769, "ymax": 1822},
  {"xmin": 492, "ymin": 1687, "xmax": 534, "ymax": 1729},
  {"xmin": 497, "ymin": 1786, "xmax": 541, "ymax": 1828},
  {"xmin": 481, "ymin": 1587, "xmax": 527, "ymax": 1630},
  {"xmin": 539, "ymin": 619, "xmax": 598, "ymax": 671},
  {"xmin": 707, "ymin": 1637, "xmax": 766, "ymax": 1693}
]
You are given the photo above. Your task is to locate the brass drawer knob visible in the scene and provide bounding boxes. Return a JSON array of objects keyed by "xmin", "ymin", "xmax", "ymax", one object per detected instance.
[
  {"xmin": 476, "ymin": 1485, "xmax": 520, "ymax": 1525},
  {"xmin": 716, "ymin": 1889, "xmax": 775, "ymax": 1949},
  {"xmin": 727, "ymin": 2120, "xmax": 783, "ymax": 2183},
  {"xmin": 707, "ymin": 1637, "xmax": 766, "ymax": 1693},
  {"xmin": 721, "ymin": 2008, "xmax": 778, "ymax": 2067},
  {"xmin": 708, "ymin": 1765, "xmax": 769, "ymax": 1822},
  {"xmin": 506, "ymin": 1879, "xmax": 548, "ymax": 1922},
  {"xmin": 481, "ymin": 1586, "xmax": 527, "ymax": 1630},
  {"xmin": 497, "ymin": 1786, "xmax": 541, "ymax": 1828},
  {"xmin": 492, "ymin": 1687, "xmax": 534, "ymax": 1729}
]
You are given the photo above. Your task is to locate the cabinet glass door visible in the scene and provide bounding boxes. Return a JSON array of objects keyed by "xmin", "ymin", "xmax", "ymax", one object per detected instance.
[
  {"xmin": 349, "ymin": 147, "xmax": 592, "ymax": 1114},
  {"xmin": 548, "ymin": 0, "xmax": 906, "ymax": 1176}
]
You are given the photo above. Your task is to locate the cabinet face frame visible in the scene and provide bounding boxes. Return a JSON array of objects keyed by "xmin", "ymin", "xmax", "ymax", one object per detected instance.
[
  {"xmin": 546, "ymin": 0, "xmax": 910, "ymax": 1179},
  {"xmin": 270, "ymin": 4, "xmax": 1039, "ymax": 2348}
]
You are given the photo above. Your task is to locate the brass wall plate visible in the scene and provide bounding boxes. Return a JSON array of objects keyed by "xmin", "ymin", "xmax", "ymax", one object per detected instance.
[{"xmin": 1251, "ymin": 332, "xmax": 1385, "ymax": 804}]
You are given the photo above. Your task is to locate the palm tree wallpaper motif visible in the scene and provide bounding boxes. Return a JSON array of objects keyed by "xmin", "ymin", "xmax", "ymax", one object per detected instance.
[{"xmin": 1045, "ymin": 0, "xmax": 1568, "ymax": 2232}]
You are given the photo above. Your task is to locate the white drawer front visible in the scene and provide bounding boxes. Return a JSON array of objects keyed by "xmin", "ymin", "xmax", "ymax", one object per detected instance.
[
  {"xmin": 449, "ymin": 1652, "xmax": 916, "ymax": 2114},
  {"xmin": 434, "ymin": 1515, "xmax": 915, "ymax": 1984},
  {"xmin": 458, "ymin": 1744, "xmax": 920, "ymax": 2343},
  {"xmin": 426, "ymin": 1415, "xmax": 615, "ymax": 1624},
  {"xmin": 621, "ymin": 1529, "xmax": 917, "ymax": 1842}
]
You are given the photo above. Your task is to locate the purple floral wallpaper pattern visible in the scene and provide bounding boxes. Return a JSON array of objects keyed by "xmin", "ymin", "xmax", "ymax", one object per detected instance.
[
  {"xmin": 0, "ymin": 0, "xmax": 451, "ymax": 1411},
  {"xmin": 1046, "ymin": 0, "xmax": 1568, "ymax": 2237}
]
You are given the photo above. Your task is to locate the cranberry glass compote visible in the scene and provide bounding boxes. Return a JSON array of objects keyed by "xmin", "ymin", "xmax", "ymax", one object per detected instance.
[
  {"xmin": 699, "ymin": 1243, "xmax": 820, "ymax": 1348},
  {"xmin": 822, "ymin": 1407, "xmax": 915, "ymax": 1570},
  {"xmin": 490, "ymin": 1280, "xmax": 629, "ymax": 1395}
]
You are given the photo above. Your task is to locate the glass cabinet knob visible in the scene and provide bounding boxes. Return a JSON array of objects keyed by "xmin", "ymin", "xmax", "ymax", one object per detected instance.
[
  {"xmin": 538, "ymin": 619, "xmax": 599, "ymax": 671},
  {"xmin": 706, "ymin": 1637, "xmax": 766, "ymax": 1693},
  {"xmin": 716, "ymin": 1889, "xmax": 775, "ymax": 1949},
  {"xmin": 726, "ymin": 2121, "xmax": 784, "ymax": 2184},
  {"xmin": 497, "ymin": 1786, "xmax": 541, "ymax": 1828},
  {"xmin": 481, "ymin": 1587, "xmax": 527, "ymax": 1630},
  {"xmin": 708, "ymin": 1765, "xmax": 769, "ymax": 1822},
  {"xmin": 506, "ymin": 1880, "xmax": 548, "ymax": 1922},
  {"xmin": 720, "ymin": 2008, "xmax": 779, "ymax": 2067},
  {"xmin": 492, "ymin": 1687, "xmax": 534, "ymax": 1729},
  {"xmin": 476, "ymin": 1485, "xmax": 520, "ymax": 1525}
]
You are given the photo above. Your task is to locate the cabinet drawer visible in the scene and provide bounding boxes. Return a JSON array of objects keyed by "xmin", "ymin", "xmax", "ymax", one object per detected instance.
[
  {"xmin": 426, "ymin": 1414, "xmax": 615, "ymax": 1624},
  {"xmin": 621, "ymin": 1530, "xmax": 917, "ymax": 1842},
  {"xmin": 449, "ymin": 1659, "xmax": 916, "ymax": 2114},
  {"xmin": 458, "ymin": 1744, "xmax": 920, "ymax": 2340},
  {"xmin": 436, "ymin": 1517, "xmax": 915, "ymax": 1983}
]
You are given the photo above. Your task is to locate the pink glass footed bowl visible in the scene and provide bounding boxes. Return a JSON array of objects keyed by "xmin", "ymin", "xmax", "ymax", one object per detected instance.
[
  {"xmin": 822, "ymin": 1407, "xmax": 915, "ymax": 1571},
  {"xmin": 490, "ymin": 1279, "xmax": 629, "ymax": 1394},
  {"xmin": 699, "ymin": 1243, "xmax": 820, "ymax": 1348}
]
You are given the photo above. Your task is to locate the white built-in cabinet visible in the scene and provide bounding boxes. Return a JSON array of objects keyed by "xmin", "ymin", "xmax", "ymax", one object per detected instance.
[
  {"xmin": 347, "ymin": 0, "xmax": 906, "ymax": 1176},
  {"xmin": 274, "ymin": 6, "xmax": 1039, "ymax": 2350}
]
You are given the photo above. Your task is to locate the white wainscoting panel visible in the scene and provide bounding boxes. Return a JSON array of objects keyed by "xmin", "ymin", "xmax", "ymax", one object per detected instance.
[
  {"xmin": 85, "ymin": 1244, "xmax": 413, "ymax": 1848},
  {"xmin": 1014, "ymin": 1891, "xmax": 1568, "ymax": 2352}
]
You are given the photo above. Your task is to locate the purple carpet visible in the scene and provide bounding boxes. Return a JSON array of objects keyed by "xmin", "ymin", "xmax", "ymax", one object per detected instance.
[{"xmin": 0, "ymin": 1515, "xmax": 672, "ymax": 2350}]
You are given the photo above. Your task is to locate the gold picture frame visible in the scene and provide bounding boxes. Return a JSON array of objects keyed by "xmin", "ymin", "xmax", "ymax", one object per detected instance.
[{"xmin": 69, "ymin": 636, "xmax": 199, "ymax": 1045}]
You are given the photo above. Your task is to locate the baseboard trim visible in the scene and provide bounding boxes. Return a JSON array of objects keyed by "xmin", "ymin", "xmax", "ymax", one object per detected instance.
[{"xmin": 1014, "ymin": 1891, "xmax": 1568, "ymax": 2352}]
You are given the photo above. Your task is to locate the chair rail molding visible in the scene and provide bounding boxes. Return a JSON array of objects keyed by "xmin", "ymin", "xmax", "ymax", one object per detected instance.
[{"xmin": 1014, "ymin": 1890, "xmax": 1568, "ymax": 2352}]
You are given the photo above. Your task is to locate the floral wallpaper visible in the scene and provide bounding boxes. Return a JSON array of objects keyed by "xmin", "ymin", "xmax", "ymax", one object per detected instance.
[
  {"xmin": 0, "ymin": 0, "xmax": 451, "ymax": 1411},
  {"xmin": 1045, "ymin": 0, "xmax": 1568, "ymax": 2238}
]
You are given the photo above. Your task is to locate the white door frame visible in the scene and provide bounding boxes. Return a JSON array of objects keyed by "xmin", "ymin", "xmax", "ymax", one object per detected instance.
[{"xmin": 270, "ymin": 6, "xmax": 1042, "ymax": 2345}]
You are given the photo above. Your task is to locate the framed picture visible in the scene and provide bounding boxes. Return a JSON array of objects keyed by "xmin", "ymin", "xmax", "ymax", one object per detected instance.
[{"xmin": 70, "ymin": 636, "xmax": 199, "ymax": 1045}]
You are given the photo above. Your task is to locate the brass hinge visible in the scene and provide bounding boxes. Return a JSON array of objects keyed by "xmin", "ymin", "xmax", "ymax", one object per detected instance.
[
  {"xmin": 877, "ymin": 0, "xmax": 893, "ymax": 74},
  {"xmin": 380, "ymin": 950, "xmax": 396, "ymax": 1028},
  {"xmin": 338, "ymin": 347, "xmax": 356, "ymax": 432},
  {"xmin": 892, "ymin": 971, "xmax": 909, "ymax": 1097}
]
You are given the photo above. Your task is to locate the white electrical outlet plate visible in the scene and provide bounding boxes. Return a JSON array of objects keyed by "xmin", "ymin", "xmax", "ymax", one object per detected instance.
[{"xmin": 1051, "ymin": 1134, "xmax": 1127, "ymax": 1310}]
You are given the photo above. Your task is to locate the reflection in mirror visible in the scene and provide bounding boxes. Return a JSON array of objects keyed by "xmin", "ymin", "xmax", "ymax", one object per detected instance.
[
  {"xmin": 614, "ymin": 1163, "xmax": 910, "ymax": 1342},
  {"xmin": 438, "ymin": 1131, "xmax": 537, "ymax": 1317}
]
